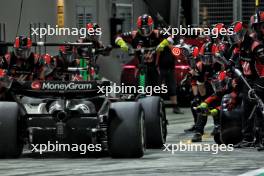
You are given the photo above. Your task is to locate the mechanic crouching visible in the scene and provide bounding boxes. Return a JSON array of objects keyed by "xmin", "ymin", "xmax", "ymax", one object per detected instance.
[
  {"xmin": 0, "ymin": 36, "xmax": 47, "ymax": 101},
  {"xmin": 192, "ymin": 68, "xmax": 236, "ymax": 142},
  {"xmin": 185, "ymin": 40, "xmax": 215, "ymax": 133}
]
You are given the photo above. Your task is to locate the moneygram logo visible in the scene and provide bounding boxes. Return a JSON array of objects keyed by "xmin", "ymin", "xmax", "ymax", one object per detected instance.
[
  {"xmin": 31, "ymin": 82, "xmax": 93, "ymax": 90},
  {"xmin": 31, "ymin": 81, "xmax": 42, "ymax": 90}
]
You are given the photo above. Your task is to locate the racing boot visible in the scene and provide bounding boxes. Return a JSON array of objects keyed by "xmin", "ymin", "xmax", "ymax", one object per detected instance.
[
  {"xmin": 255, "ymin": 128, "xmax": 264, "ymax": 151},
  {"xmin": 173, "ymin": 105, "xmax": 184, "ymax": 114},
  {"xmin": 192, "ymin": 114, "xmax": 207, "ymax": 142},
  {"xmin": 186, "ymin": 97, "xmax": 200, "ymax": 133},
  {"xmin": 184, "ymin": 125, "xmax": 196, "ymax": 133},
  {"xmin": 192, "ymin": 133, "xmax": 202, "ymax": 142},
  {"xmin": 257, "ymin": 144, "xmax": 264, "ymax": 151}
]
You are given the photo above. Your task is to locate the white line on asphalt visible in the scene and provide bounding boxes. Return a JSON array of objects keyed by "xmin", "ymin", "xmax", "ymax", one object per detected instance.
[{"xmin": 238, "ymin": 168, "xmax": 264, "ymax": 176}]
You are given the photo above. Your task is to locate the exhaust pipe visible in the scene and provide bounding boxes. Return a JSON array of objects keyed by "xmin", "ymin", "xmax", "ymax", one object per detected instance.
[
  {"xmin": 56, "ymin": 111, "xmax": 68, "ymax": 139},
  {"xmin": 56, "ymin": 111, "xmax": 67, "ymax": 122}
]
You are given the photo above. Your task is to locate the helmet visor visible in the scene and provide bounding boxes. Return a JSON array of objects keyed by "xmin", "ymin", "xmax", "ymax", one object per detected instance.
[
  {"xmin": 139, "ymin": 25, "xmax": 153, "ymax": 36},
  {"xmin": 14, "ymin": 48, "xmax": 30, "ymax": 59},
  {"xmin": 211, "ymin": 79, "xmax": 225, "ymax": 93},
  {"xmin": 201, "ymin": 54, "xmax": 212, "ymax": 65}
]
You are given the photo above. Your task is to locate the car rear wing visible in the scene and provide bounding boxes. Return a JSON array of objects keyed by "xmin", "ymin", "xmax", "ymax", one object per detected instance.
[{"xmin": 7, "ymin": 80, "xmax": 110, "ymax": 99}]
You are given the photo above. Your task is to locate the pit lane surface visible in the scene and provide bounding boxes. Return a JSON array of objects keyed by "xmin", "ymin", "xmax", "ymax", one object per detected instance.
[{"xmin": 0, "ymin": 108, "xmax": 263, "ymax": 176}]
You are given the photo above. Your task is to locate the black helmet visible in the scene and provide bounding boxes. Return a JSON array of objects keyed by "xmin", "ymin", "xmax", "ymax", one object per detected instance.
[
  {"xmin": 199, "ymin": 42, "xmax": 213, "ymax": 65},
  {"xmin": 13, "ymin": 36, "xmax": 32, "ymax": 59},
  {"xmin": 86, "ymin": 22, "xmax": 101, "ymax": 41},
  {"xmin": 137, "ymin": 14, "xmax": 154, "ymax": 37},
  {"xmin": 228, "ymin": 21, "xmax": 247, "ymax": 45},
  {"xmin": 211, "ymin": 23, "xmax": 225, "ymax": 40},
  {"xmin": 59, "ymin": 45, "xmax": 76, "ymax": 66},
  {"xmin": 250, "ymin": 11, "xmax": 264, "ymax": 29}
]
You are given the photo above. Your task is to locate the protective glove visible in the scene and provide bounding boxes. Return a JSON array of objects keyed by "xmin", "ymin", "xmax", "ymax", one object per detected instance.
[
  {"xmin": 156, "ymin": 39, "xmax": 170, "ymax": 52},
  {"xmin": 198, "ymin": 102, "xmax": 208, "ymax": 110},
  {"xmin": 196, "ymin": 102, "xmax": 209, "ymax": 116},
  {"xmin": 210, "ymin": 108, "xmax": 218, "ymax": 117},
  {"xmin": 116, "ymin": 38, "xmax": 128, "ymax": 52}
]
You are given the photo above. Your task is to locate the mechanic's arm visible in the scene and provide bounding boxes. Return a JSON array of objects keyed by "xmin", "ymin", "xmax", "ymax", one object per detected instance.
[
  {"xmin": 96, "ymin": 41, "xmax": 112, "ymax": 56},
  {"xmin": 196, "ymin": 95, "xmax": 220, "ymax": 116},
  {"xmin": 38, "ymin": 54, "xmax": 56, "ymax": 80},
  {"xmin": 156, "ymin": 36, "xmax": 174, "ymax": 52}
]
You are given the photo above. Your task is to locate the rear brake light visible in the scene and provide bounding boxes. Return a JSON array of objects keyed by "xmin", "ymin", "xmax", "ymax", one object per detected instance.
[
  {"xmin": 175, "ymin": 65, "xmax": 190, "ymax": 69},
  {"xmin": 0, "ymin": 69, "xmax": 6, "ymax": 77},
  {"xmin": 123, "ymin": 65, "xmax": 136, "ymax": 69}
]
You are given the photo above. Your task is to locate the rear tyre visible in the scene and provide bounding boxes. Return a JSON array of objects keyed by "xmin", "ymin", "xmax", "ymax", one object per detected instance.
[
  {"xmin": 220, "ymin": 94, "xmax": 243, "ymax": 145},
  {"xmin": 214, "ymin": 132, "xmax": 222, "ymax": 145},
  {"xmin": 0, "ymin": 102, "xmax": 23, "ymax": 158},
  {"xmin": 139, "ymin": 96, "xmax": 167, "ymax": 148},
  {"xmin": 108, "ymin": 102, "xmax": 145, "ymax": 158}
]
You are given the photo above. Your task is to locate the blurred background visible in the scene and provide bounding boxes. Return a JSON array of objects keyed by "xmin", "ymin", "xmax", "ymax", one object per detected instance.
[
  {"xmin": 0, "ymin": 0, "xmax": 262, "ymax": 82},
  {"xmin": 0, "ymin": 0, "xmax": 263, "ymax": 46}
]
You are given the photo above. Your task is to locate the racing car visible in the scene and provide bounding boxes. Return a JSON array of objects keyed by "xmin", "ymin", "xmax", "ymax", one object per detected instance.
[
  {"xmin": 0, "ymin": 74, "xmax": 148, "ymax": 158},
  {"xmin": 0, "ymin": 42, "xmax": 166, "ymax": 158}
]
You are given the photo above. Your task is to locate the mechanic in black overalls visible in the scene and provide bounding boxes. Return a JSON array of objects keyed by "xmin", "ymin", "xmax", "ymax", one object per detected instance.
[
  {"xmin": 234, "ymin": 12, "xmax": 264, "ymax": 149},
  {"xmin": 158, "ymin": 39, "xmax": 184, "ymax": 114},
  {"xmin": 0, "ymin": 36, "xmax": 46, "ymax": 101},
  {"xmin": 115, "ymin": 14, "xmax": 183, "ymax": 113}
]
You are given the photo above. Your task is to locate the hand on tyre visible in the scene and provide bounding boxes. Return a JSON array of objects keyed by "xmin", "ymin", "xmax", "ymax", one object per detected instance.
[
  {"xmin": 210, "ymin": 109, "xmax": 218, "ymax": 116},
  {"xmin": 196, "ymin": 102, "xmax": 209, "ymax": 115},
  {"xmin": 227, "ymin": 91, "xmax": 238, "ymax": 111}
]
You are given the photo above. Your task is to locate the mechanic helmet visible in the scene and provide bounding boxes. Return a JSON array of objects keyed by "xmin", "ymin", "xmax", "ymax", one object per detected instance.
[
  {"xmin": 250, "ymin": 11, "xmax": 264, "ymax": 29},
  {"xmin": 59, "ymin": 45, "xmax": 76, "ymax": 66},
  {"xmin": 137, "ymin": 14, "xmax": 154, "ymax": 37},
  {"xmin": 199, "ymin": 42, "xmax": 213, "ymax": 65},
  {"xmin": 13, "ymin": 36, "xmax": 32, "ymax": 59},
  {"xmin": 211, "ymin": 71, "xmax": 229, "ymax": 93},
  {"xmin": 250, "ymin": 11, "xmax": 264, "ymax": 38},
  {"xmin": 210, "ymin": 43, "xmax": 226, "ymax": 70},
  {"xmin": 228, "ymin": 21, "xmax": 247, "ymax": 45},
  {"xmin": 211, "ymin": 23, "xmax": 225, "ymax": 40},
  {"xmin": 86, "ymin": 23, "xmax": 101, "ymax": 41}
]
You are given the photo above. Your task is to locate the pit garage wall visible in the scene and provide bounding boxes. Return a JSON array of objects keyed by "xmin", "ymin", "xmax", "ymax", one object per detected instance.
[
  {"xmin": 0, "ymin": 0, "xmax": 58, "ymax": 54},
  {"xmin": 0, "ymin": 0, "xmax": 108, "ymax": 55},
  {"xmin": 0, "ymin": 0, "xmax": 148, "ymax": 82},
  {"xmin": 0, "ymin": 0, "xmax": 147, "ymax": 53}
]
